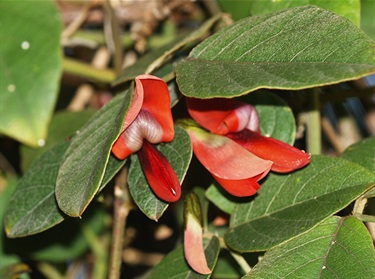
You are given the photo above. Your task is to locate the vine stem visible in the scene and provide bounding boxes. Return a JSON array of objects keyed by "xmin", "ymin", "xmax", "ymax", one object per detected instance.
[
  {"xmin": 229, "ymin": 250, "xmax": 252, "ymax": 274},
  {"xmin": 108, "ymin": 167, "xmax": 132, "ymax": 279},
  {"xmin": 63, "ymin": 57, "xmax": 116, "ymax": 83}
]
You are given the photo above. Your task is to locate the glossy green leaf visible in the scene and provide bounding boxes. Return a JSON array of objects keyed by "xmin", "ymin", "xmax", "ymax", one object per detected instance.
[
  {"xmin": 21, "ymin": 109, "xmax": 95, "ymax": 172},
  {"xmin": 56, "ymin": 91, "xmax": 132, "ymax": 217},
  {"xmin": 0, "ymin": 1, "xmax": 62, "ymax": 146},
  {"xmin": 4, "ymin": 142, "xmax": 69, "ymax": 238},
  {"xmin": 128, "ymin": 126, "xmax": 192, "ymax": 221},
  {"xmin": 244, "ymin": 91, "xmax": 296, "ymax": 144},
  {"xmin": 340, "ymin": 136, "xmax": 375, "ymax": 173},
  {"xmin": 226, "ymin": 155, "xmax": 375, "ymax": 252},
  {"xmin": 248, "ymin": 0, "xmax": 360, "ymax": 26},
  {"xmin": 176, "ymin": 6, "xmax": 375, "ymax": 98},
  {"xmin": 361, "ymin": 0, "xmax": 375, "ymax": 40},
  {"xmin": 113, "ymin": 14, "xmax": 224, "ymax": 86},
  {"xmin": 244, "ymin": 216, "xmax": 375, "ymax": 278},
  {"xmin": 148, "ymin": 236, "xmax": 220, "ymax": 278}
]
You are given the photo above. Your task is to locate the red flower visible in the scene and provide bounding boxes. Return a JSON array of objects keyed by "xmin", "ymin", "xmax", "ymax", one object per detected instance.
[
  {"xmin": 185, "ymin": 97, "xmax": 310, "ymax": 196},
  {"xmin": 112, "ymin": 75, "xmax": 181, "ymax": 202}
]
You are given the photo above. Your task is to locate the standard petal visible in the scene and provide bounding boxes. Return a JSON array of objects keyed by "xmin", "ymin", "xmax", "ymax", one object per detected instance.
[
  {"xmin": 186, "ymin": 98, "xmax": 259, "ymax": 135},
  {"xmin": 227, "ymin": 129, "xmax": 311, "ymax": 173},
  {"xmin": 212, "ymin": 174, "xmax": 261, "ymax": 197},
  {"xmin": 187, "ymin": 126, "xmax": 272, "ymax": 180},
  {"xmin": 137, "ymin": 75, "xmax": 174, "ymax": 142},
  {"xmin": 137, "ymin": 140, "xmax": 181, "ymax": 202}
]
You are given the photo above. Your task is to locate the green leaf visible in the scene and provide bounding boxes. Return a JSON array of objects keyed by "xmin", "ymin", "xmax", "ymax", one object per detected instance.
[
  {"xmin": 175, "ymin": 5, "xmax": 375, "ymax": 98},
  {"xmin": 5, "ymin": 141, "xmax": 126, "ymax": 238},
  {"xmin": 340, "ymin": 136, "xmax": 375, "ymax": 173},
  {"xmin": 361, "ymin": 0, "xmax": 375, "ymax": 40},
  {"xmin": 218, "ymin": 0, "xmax": 253, "ymax": 21},
  {"xmin": 206, "ymin": 184, "xmax": 239, "ymax": 215},
  {"xmin": 113, "ymin": 14, "xmax": 224, "ymax": 86},
  {"xmin": 225, "ymin": 155, "xmax": 375, "ymax": 252},
  {"xmin": 4, "ymin": 142, "xmax": 69, "ymax": 238},
  {"xmin": 244, "ymin": 216, "xmax": 375, "ymax": 278},
  {"xmin": 4, "ymin": 203, "xmax": 106, "ymax": 263},
  {"xmin": 0, "ymin": 179, "xmax": 23, "ymax": 268},
  {"xmin": 244, "ymin": 91, "xmax": 296, "ymax": 144},
  {"xmin": 128, "ymin": 126, "xmax": 192, "ymax": 220},
  {"xmin": 98, "ymin": 154, "xmax": 127, "ymax": 193},
  {"xmin": 148, "ymin": 236, "xmax": 220, "ymax": 278},
  {"xmin": 211, "ymin": 249, "xmax": 243, "ymax": 279},
  {"xmin": 20, "ymin": 109, "xmax": 95, "ymax": 172},
  {"xmin": 0, "ymin": 1, "xmax": 62, "ymax": 146},
  {"xmin": 248, "ymin": 0, "xmax": 360, "ymax": 26},
  {"xmin": 56, "ymin": 91, "xmax": 132, "ymax": 217}
]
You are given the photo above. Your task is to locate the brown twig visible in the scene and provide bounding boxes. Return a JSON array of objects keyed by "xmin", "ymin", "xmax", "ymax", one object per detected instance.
[{"xmin": 108, "ymin": 166, "xmax": 132, "ymax": 279}]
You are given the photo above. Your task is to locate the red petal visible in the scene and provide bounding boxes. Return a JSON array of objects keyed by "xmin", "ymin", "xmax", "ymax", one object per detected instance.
[
  {"xmin": 137, "ymin": 140, "xmax": 181, "ymax": 202},
  {"xmin": 184, "ymin": 214, "xmax": 211, "ymax": 274},
  {"xmin": 186, "ymin": 98, "xmax": 259, "ymax": 135},
  {"xmin": 112, "ymin": 75, "xmax": 174, "ymax": 160},
  {"xmin": 112, "ymin": 135, "xmax": 134, "ymax": 160},
  {"xmin": 212, "ymin": 174, "xmax": 261, "ymax": 197},
  {"xmin": 227, "ymin": 130, "xmax": 311, "ymax": 173},
  {"xmin": 137, "ymin": 75, "xmax": 174, "ymax": 142},
  {"xmin": 188, "ymin": 127, "xmax": 272, "ymax": 180}
]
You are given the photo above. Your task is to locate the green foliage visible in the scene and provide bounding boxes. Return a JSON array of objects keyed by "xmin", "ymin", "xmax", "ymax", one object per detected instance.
[
  {"xmin": 55, "ymin": 92, "xmax": 132, "ymax": 217},
  {"xmin": 341, "ymin": 136, "xmax": 375, "ymax": 172},
  {"xmin": 1, "ymin": 3, "xmax": 374, "ymax": 278},
  {"xmin": 245, "ymin": 216, "xmax": 375, "ymax": 278},
  {"xmin": 5, "ymin": 143, "xmax": 69, "ymax": 237},
  {"xmin": 227, "ymin": 155, "xmax": 375, "ymax": 251},
  {"xmin": 176, "ymin": 6, "xmax": 375, "ymax": 98},
  {"xmin": 20, "ymin": 110, "xmax": 95, "ymax": 172},
  {"xmin": 0, "ymin": 0, "xmax": 62, "ymax": 146}
]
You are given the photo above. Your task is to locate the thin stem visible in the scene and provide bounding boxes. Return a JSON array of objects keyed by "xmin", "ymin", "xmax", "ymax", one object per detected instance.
[
  {"xmin": 63, "ymin": 57, "xmax": 116, "ymax": 83},
  {"xmin": 37, "ymin": 262, "xmax": 63, "ymax": 279},
  {"xmin": 82, "ymin": 224, "xmax": 109, "ymax": 279},
  {"xmin": 229, "ymin": 250, "xmax": 251, "ymax": 274},
  {"xmin": 306, "ymin": 89, "xmax": 321, "ymax": 154},
  {"xmin": 104, "ymin": 0, "xmax": 123, "ymax": 74},
  {"xmin": 108, "ymin": 167, "xmax": 132, "ymax": 279},
  {"xmin": 353, "ymin": 195, "xmax": 367, "ymax": 215}
]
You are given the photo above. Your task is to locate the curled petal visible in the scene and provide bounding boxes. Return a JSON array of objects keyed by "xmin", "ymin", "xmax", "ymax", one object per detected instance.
[
  {"xmin": 227, "ymin": 130, "xmax": 311, "ymax": 173},
  {"xmin": 186, "ymin": 98, "xmax": 260, "ymax": 135},
  {"xmin": 137, "ymin": 75, "xmax": 174, "ymax": 142},
  {"xmin": 187, "ymin": 126, "xmax": 272, "ymax": 180},
  {"xmin": 212, "ymin": 174, "xmax": 261, "ymax": 197},
  {"xmin": 112, "ymin": 110, "xmax": 164, "ymax": 159},
  {"xmin": 112, "ymin": 75, "xmax": 174, "ymax": 160},
  {"xmin": 137, "ymin": 140, "xmax": 181, "ymax": 202},
  {"xmin": 184, "ymin": 193, "xmax": 211, "ymax": 275}
]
